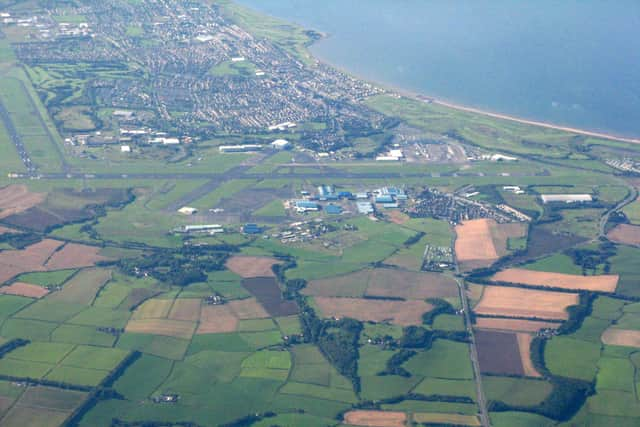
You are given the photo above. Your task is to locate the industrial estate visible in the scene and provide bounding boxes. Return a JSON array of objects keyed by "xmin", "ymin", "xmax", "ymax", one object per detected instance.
[{"xmin": 0, "ymin": 1, "xmax": 640, "ymax": 427}]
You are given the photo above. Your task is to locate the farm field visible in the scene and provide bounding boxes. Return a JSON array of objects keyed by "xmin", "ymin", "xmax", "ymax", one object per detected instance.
[
  {"xmin": 607, "ymin": 223, "xmax": 640, "ymax": 246},
  {"xmin": 314, "ymin": 296, "xmax": 432, "ymax": 326},
  {"xmin": 304, "ymin": 267, "xmax": 457, "ymax": 299},
  {"xmin": 473, "ymin": 286, "xmax": 579, "ymax": 320},
  {"xmin": 491, "ymin": 268, "xmax": 619, "ymax": 292},
  {"xmin": 1, "ymin": 0, "xmax": 639, "ymax": 424}
]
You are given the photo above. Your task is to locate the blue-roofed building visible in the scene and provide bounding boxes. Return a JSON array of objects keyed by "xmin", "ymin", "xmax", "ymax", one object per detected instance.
[
  {"xmin": 375, "ymin": 195, "xmax": 394, "ymax": 204},
  {"xmin": 338, "ymin": 191, "xmax": 354, "ymax": 199},
  {"xmin": 325, "ymin": 204, "xmax": 343, "ymax": 215},
  {"xmin": 242, "ymin": 223, "xmax": 262, "ymax": 234},
  {"xmin": 295, "ymin": 200, "xmax": 320, "ymax": 213}
]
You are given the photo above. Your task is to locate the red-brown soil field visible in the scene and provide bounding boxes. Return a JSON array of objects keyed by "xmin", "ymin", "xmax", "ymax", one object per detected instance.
[
  {"xmin": 314, "ymin": 297, "xmax": 432, "ymax": 326},
  {"xmin": 226, "ymin": 256, "xmax": 280, "ymax": 278},
  {"xmin": 474, "ymin": 286, "xmax": 579, "ymax": 320},
  {"xmin": 491, "ymin": 268, "xmax": 618, "ymax": 292}
]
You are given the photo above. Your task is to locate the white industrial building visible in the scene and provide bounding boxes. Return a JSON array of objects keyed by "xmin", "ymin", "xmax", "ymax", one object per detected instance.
[{"xmin": 540, "ymin": 194, "xmax": 593, "ymax": 204}]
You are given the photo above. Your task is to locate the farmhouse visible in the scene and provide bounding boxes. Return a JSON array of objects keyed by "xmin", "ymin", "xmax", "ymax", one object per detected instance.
[
  {"xmin": 295, "ymin": 200, "xmax": 320, "ymax": 213},
  {"xmin": 540, "ymin": 194, "xmax": 593, "ymax": 204},
  {"xmin": 270, "ymin": 139, "xmax": 290, "ymax": 149},
  {"xmin": 177, "ymin": 206, "xmax": 197, "ymax": 215}
]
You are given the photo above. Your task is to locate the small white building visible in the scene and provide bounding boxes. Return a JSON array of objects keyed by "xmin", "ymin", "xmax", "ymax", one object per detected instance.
[
  {"xmin": 541, "ymin": 194, "xmax": 593, "ymax": 204},
  {"xmin": 178, "ymin": 206, "xmax": 198, "ymax": 215},
  {"xmin": 271, "ymin": 139, "xmax": 290, "ymax": 150},
  {"xmin": 120, "ymin": 145, "xmax": 131, "ymax": 153}
]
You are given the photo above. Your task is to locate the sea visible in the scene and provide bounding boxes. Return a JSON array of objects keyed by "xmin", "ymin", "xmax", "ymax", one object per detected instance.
[{"xmin": 235, "ymin": 0, "xmax": 640, "ymax": 138}]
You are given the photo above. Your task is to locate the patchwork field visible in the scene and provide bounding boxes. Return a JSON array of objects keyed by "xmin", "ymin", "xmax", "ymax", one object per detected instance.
[
  {"xmin": 0, "ymin": 239, "xmax": 63, "ymax": 284},
  {"xmin": 476, "ymin": 330, "xmax": 525, "ymax": 376},
  {"xmin": 315, "ymin": 297, "xmax": 432, "ymax": 326},
  {"xmin": 475, "ymin": 317, "xmax": 558, "ymax": 333},
  {"xmin": 304, "ymin": 268, "xmax": 457, "ymax": 300},
  {"xmin": 125, "ymin": 318, "xmax": 197, "ymax": 339},
  {"xmin": 474, "ymin": 286, "xmax": 579, "ymax": 320},
  {"xmin": 226, "ymin": 256, "xmax": 280, "ymax": 278},
  {"xmin": 601, "ymin": 328, "xmax": 640, "ymax": 348},
  {"xmin": 455, "ymin": 219, "xmax": 498, "ymax": 268},
  {"xmin": 491, "ymin": 268, "xmax": 619, "ymax": 292},
  {"xmin": 0, "ymin": 185, "xmax": 46, "ymax": 220},
  {"xmin": 0, "ymin": 282, "xmax": 49, "ymax": 298},
  {"xmin": 343, "ymin": 410, "xmax": 406, "ymax": 427},
  {"xmin": 197, "ymin": 304, "xmax": 239, "ymax": 334},
  {"xmin": 242, "ymin": 277, "xmax": 298, "ymax": 317},
  {"xmin": 607, "ymin": 223, "xmax": 640, "ymax": 246},
  {"xmin": 227, "ymin": 298, "xmax": 270, "ymax": 319},
  {"xmin": 455, "ymin": 219, "xmax": 526, "ymax": 271},
  {"xmin": 44, "ymin": 243, "xmax": 108, "ymax": 270},
  {"xmin": 413, "ymin": 412, "xmax": 481, "ymax": 426}
]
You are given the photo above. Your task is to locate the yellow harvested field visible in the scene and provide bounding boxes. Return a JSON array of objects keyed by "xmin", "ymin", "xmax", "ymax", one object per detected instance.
[
  {"xmin": 343, "ymin": 410, "xmax": 407, "ymax": 427},
  {"xmin": 168, "ymin": 299, "xmax": 202, "ymax": 322},
  {"xmin": 131, "ymin": 298, "xmax": 174, "ymax": 320},
  {"xmin": 225, "ymin": 256, "xmax": 280, "ymax": 278},
  {"xmin": 126, "ymin": 318, "xmax": 196, "ymax": 339},
  {"xmin": 601, "ymin": 328, "xmax": 640, "ymax": 348},
  {"xmin": 413, "ymin": 413, "xmax": 480, "ymax": 426},
  {"xmin": 517, "ymin": 333, "xmax": 541, "ymax": 377},
  {"xmin": 314, "ymin": 297, "xmax": 432, "ymax": 326},
  {"xmin": 0, "ymin": 185, "xmax": 46, "ymax": 219},
  {"xmin": 474, "ymin": 286, "xmax": 579, "ymax": 320},
  {"xmin": 0, "ymin": 282, "xmax": 49, "ymax": 298},
  {"xmin": 475, "ymin": 318, "xmax": 559, "ymax": 333},
  {"xmin": 455, "ymin": 219, "xmax": 498, "ymax": 270},
  {"xmin": 197, "ymin": 304, "xmax": 239, "ymax": 334},
  {"xmin": 491, "ymin": 268, "xmax": 618, "ymax": 292},
  {"xmin": 227, "ymin": 298, "xmax": 270, "ymax": 319}
]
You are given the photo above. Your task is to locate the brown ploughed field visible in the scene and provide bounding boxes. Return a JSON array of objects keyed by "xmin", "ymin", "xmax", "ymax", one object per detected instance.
[
  {"xmin": 475, "ymin": 329, "xmax": 524, "ymax": 376},
  {"xmin": 343, "ymin": 410, "xmax": 407, "ymax": 427},
  {"xmin": 607, "ymin": 223, "xmax": 640, "ymax": 246},
  {"xmin": 0, "ymin": 239, "xmax": 64, "ymax": 284},
  {"xmin": 0, "ymin": 282, "xmax": 50, "ymax": 298},
  {"xmin": 491, "ymin": 268, "xmax": 618, "ymax": 292},
  {"xmin": 227, "ymin": 298, "xmax": 270, "ymax": 319},
  {"xmin": 196, "ymin": 304, "xmax": 239, "ymax": 334},
  {"xmin": 225, "ymin": 256, "xmax": 280, "ymax": 278},
  {"xmin": 0, "ymin": 185, "xmax": 46, "ymax": 219},
  {"xmin": 314, "ymin": 297, "xmax": 432, "ymax": 326},
  {"xmin": 44, "ymin": 243, "xmax": 108, "ymax": 270},
  {"xmin": 475, "ymin": 317, "xmax": 559, "ymax": 333},
  {"xmin": 474, "ymin": 286, "xmax": 579, "ymax": 320},
  {"xmin": 601, "ymin": 328, "xmax": 640, "ymax": 348},
  {"xmin": 168, "ymin": 299, "xmax": 202, "ymax": 322}
]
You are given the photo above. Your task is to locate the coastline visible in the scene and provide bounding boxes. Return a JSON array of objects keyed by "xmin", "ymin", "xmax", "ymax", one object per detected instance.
[
  {"xmin": 233, "ymin": 1, "xmax": 640, "ymax": 145},
  {"xmin": 311, "ymin": 46, "xmax": 640, "ymax": 145}
]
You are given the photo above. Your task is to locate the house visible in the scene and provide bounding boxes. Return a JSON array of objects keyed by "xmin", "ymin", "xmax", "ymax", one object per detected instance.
[
  {"xmin": 178, "ymin": 206, "xmax": 198, "ymax": 215},
  {"xmin": 242, "ymin": 223, "xmax": 262, "ymax": 234},
  {"xmin": 271, "ymin": 139, "xmax": 290, "ymax": 149},
  {"xmin": 295, "ymin": 200, "xmax": 320, "ymax": 213}
]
